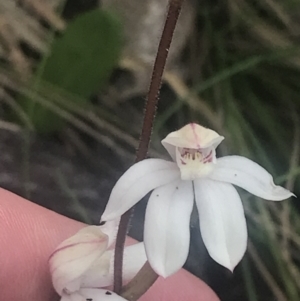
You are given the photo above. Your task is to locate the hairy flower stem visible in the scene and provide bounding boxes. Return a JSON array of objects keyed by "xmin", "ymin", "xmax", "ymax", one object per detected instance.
[{"xmin": 113, "ymin": 0, "xmax": 184, "ymax": 298}]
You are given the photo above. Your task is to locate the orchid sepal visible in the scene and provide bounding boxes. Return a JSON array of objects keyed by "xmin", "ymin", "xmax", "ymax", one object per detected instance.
[
  {"xmin": 101, "ymin": 158, "xmax": 180, "ymax": 221},
  {"xmin": 209, "ymin": 156, "xmax": 295, "ymax": 201}
]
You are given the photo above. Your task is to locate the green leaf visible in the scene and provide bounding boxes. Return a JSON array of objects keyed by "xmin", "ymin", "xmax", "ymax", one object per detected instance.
[{"xmin": 20, "ymin": 9, "xmax": 122, "ymax": 133}]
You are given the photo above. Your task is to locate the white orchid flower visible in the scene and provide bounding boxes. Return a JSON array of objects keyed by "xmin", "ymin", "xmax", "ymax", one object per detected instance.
[
  {"xmin": 49, "ymin": 221, "xmax": 147, "ymax": 301},
  {"xmin": 60, "ymin": 288, "xmax": 128, "ymax": 301},
  {"xmin": 101, "ymin": 123, "xmax": 294, "ymax": 277}
]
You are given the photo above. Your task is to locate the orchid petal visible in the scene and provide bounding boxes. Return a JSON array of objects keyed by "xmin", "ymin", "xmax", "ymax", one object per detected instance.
[
  {"xmin": 209, "ymin": 156, "xmax": 294, "ymax": 201},
  {"xmin": 49, "ymin": 226, "xmax": 108, "ymax": 295},
  {"xmin": 80, "ymin": 250, "xmax": 111, "ymax": 288},
  {"xmin": 81, "ymin": 242, "xmax": 147, "ymax": 288},
  {"xmin": 144, "ymin": 180, "xmax": 194, "ymax": 277},
  {"xmin": 194, "ymin": 179, "xmax": 247, "ymax": 271},
  {"xmin": 60, "ymin": 292, "xmax": 83, "ymax": 301},
  {"xmin": 80, "ymin": 288, "xmax": 127, "ymax": 300},
  {"xmin": 162, "ymin": 123, "xmax": 224, "ymax": 160},
  {"xmin": 101, "ymin": 159, "xmax": 180, "ymax": 221},
  {"xmin": 61, "ymin": 289, "xmax": 127, "ymax": 301}
]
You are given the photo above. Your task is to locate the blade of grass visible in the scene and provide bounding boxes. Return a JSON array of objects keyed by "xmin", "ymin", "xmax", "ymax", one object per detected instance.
[{"xmin": 242, "ymin": 257, "xmax": 259, "ymax": 301}]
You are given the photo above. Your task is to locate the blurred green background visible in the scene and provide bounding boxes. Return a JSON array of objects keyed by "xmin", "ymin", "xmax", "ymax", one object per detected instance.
[{"xmin": 0, "ymin": 0, "xmax": 299, "ymax": 300}]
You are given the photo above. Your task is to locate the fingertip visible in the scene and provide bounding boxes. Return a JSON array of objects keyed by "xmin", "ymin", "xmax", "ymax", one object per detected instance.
[
  {"xmin": 0, "ymin": 188, "xmax": 219, "ymax": 301},
  {"xmin": 140, "ymin": 269, "xmax": 219, "ymax": 301},
  {"xmin": 0, "ymin": 188, "xmax": 85, "ymax": 301}
]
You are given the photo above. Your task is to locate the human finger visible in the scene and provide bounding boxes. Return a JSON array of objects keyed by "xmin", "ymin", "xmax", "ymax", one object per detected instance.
[{"xmin": 0, "ymin": 188, "xmax": 219, "ymax": 301}]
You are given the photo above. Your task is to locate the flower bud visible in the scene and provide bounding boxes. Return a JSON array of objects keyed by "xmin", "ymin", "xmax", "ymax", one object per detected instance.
[{"xmin": 49, "ymin": 226, "xmax": 108, "ymax": 295}]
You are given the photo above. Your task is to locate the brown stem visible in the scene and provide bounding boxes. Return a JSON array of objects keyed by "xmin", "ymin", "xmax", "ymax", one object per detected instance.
[
  {"xmin": 134, "ymin": 0, "xmax": 184, "ymax": 162},
  {"xmin": 113, "ymin": 0, "xmax": 184, "ymax": 297},
  {"xmin": 121, "ymin": 262, "xmax": 158, "ymax": 301},
  {"xmin": 113, "ymin": 209, "xmax": 132, "ymax": 293}
]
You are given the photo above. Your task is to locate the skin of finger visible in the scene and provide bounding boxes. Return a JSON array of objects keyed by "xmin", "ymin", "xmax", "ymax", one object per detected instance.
[{"xmin": 0, "ymin": 188, "xmax": 219, "ymax": 301}]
